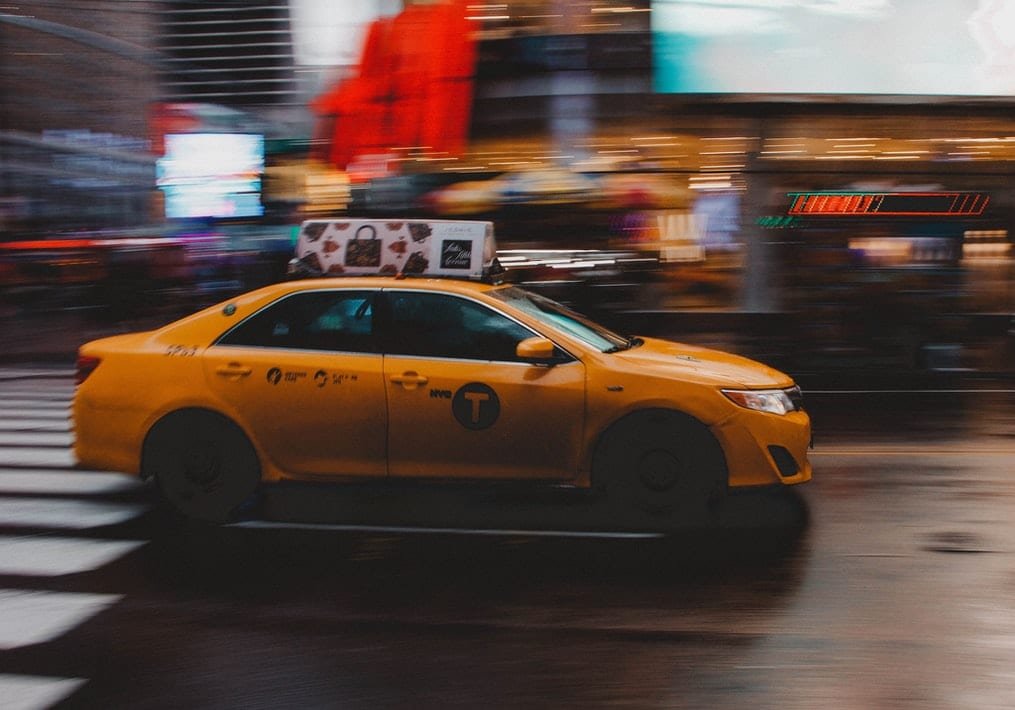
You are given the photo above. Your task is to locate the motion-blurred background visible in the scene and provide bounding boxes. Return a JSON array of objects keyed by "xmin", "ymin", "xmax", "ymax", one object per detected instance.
[{"xmin": 2, "ymin": 0, "xmax": 1013, "ymax": 380}]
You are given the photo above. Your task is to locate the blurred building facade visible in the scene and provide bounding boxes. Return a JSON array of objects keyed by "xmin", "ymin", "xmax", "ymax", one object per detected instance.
[{"xmin": 1, "ymin": 0, "xmax": 1013, "ymax": 373}]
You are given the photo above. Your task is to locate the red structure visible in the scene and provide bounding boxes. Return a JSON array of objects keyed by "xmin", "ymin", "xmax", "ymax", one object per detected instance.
[{"xmin": 311, "ymin": 0, "xmax": 477, "ymax": 171}]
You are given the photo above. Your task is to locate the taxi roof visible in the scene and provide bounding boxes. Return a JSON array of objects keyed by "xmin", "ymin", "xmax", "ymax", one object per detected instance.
[{"xmin": 284, "ymin": 275, "xmax": 504, "ymax": 295}]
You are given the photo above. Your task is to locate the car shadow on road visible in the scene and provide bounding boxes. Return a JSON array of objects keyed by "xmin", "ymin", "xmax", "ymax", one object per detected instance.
[{"xmin": 125, "ymin": 484, "xmax": 811, "ymax": 599}]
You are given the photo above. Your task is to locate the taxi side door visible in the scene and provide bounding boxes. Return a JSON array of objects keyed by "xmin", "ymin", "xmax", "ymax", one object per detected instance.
[
  {"xmin": 203, "ymin": 288, "xmax": 387, "ymax": 479},
  {"xmin": 380, "ymin": 289, "xmax": 585, "ymax": 481}
]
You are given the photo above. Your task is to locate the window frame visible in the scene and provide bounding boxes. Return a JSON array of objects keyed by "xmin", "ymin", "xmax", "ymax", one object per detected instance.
[
  {"xmin": 213, "ymin": 288, "xmax": 380, "ymax": 354},
  {"xmin": 377, "ymin": 288, "xmax": 577, "ymax": 365}
]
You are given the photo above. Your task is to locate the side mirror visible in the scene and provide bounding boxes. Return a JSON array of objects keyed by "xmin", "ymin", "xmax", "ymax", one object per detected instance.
[{"xmin": 516, "ymin": 336, "xmax": 556, "ymax": 363}]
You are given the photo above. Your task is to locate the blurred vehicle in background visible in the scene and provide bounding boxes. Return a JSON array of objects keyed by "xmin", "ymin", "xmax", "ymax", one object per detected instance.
[{"xmin": 0, "ymin": 231, "xmax": 291, "ymax": 324}]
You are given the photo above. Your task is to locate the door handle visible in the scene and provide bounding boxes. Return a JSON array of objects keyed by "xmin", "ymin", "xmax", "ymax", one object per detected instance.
[
  {"xmin": 215, "ymin": 363, "xmax": 252, "ymax": 379},
  {"xmin": 390, "ymin": 371, "xmax": 428, "ymax": 389}
]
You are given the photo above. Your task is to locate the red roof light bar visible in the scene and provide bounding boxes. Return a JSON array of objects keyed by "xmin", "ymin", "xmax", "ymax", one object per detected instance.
[{"xmin": 788, "ymin": 192, "xmax": 989, "ymax": 216}]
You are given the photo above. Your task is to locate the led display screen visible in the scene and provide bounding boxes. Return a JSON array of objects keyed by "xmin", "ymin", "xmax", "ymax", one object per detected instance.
[
  {"xmin": 653, "ymin": 0, "xmax": 1013, "ymax": 97},
  {"xmin": 787, "ymin": 192, "xmax": 989, "ymax": 216},
  {"xmin": 157, "ymin": 133, "xmax": 265, "ymax": 219}
]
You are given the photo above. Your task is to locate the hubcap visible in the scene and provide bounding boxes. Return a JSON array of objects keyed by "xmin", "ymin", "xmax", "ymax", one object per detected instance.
[
  {"xmin": 637, "ymin": 449, "xmax": 682, "ymax": 492},
  {"xmin": 183, "ymin": 446, "xmax": 221, "ymax": 487}
]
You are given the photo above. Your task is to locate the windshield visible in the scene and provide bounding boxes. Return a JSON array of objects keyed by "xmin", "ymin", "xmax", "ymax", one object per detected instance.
[{"xmin": 488, "ymin": 286, "xmax": 635, "ymax": 353}]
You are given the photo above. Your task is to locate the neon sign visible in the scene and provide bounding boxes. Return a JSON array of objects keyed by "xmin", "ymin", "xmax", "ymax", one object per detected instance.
[{"xmin": 787, "ymin": 192, "xmax": 989, "ymax": 217}]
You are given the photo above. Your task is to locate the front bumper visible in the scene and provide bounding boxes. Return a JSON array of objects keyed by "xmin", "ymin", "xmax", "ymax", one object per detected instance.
[{"xmin": 711, "ymin": 408, "xmax": 812, "ymax": 488}]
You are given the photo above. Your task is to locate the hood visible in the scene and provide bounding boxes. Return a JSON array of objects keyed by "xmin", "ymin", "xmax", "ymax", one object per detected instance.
[{"xmin": 611, "ymin": 337, "xmax": 794, "ymax": 388}]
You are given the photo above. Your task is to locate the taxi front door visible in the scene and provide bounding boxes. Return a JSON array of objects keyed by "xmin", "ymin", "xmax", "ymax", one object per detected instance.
[{"xmin": 381, "ymin": 290, "xmax": 585, "ymax": 481}]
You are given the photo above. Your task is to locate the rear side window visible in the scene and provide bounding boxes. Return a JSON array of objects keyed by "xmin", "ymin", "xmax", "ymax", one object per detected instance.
[{"xmin": 217, "ymin": 290, "xmax": 377, "ymax": 353}]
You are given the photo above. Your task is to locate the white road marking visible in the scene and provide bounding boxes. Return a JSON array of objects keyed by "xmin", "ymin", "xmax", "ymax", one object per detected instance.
[
  {"xmin": 808, "ymin": 388, "xmax": 1015, "ymax": 394},
  {"xmin": 0, "ymin": 449, "xmax": 74, "ymax": 468},
  {"xmin": 0, "ymin": 536, "xmax": 145, "ymax": 577},
  {"xmin": 0, "ymin": 589, "xmax": 120, "ymax": 650},
  {"xmin": 0, "ymin": 390, "xmax": 73, "ymax": 401},
  {"xmin": 0, "ymin": 674, "xmax": 86, "ymax": 710},
  {"xmin": 0, "ymin": 369, "xmax": 73, "ymax": 381},
  {"xmin": 0, "ymin": 376, "xmax": 141, "ymax": 705},
  {"xmin": 234, "ymin": 520, "xmax": 664, "ymax": 539},
  {"xmin": 0, "ymin": 408, "xmax": 68, "ymax": 420},
  {"xmin": 0, "ymin": 433, "xmax": 73, "ymax": 447},
  {"xmin": 0, "ymin": 469, "xmax": 141, "ymax": 496},
  {"xmin": 0, "ymin": 400, "xmax": 69, "ymax": 410},
  {"xmin": 812, "ymin": 446, "xmax": 1015, "ymax": 456},
  {"xmin": 0, "ymin": 498, "xmax": 147, "ymax": 529},
  {"xmin": 0, "ymin": 420, "xmax": 70, "ymax": 433}
]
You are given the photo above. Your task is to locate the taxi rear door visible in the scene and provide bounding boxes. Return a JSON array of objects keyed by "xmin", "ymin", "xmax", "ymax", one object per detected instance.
[
  {"xmin": 203, "ymin": 289, "xmax": 387, "ymax": 478},
  {"xmin": 380, "ymin": 289, "xmax": 585, "ymax": 481}
]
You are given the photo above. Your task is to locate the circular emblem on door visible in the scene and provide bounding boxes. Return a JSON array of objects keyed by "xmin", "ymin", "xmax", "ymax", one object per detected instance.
[
  {"xmin": 266, "ymin": 367, "xmax": 282, "ymax": 385},
  {"xmin": 452, "ymin": 382, "xmax": 500, "ymax": 430}
]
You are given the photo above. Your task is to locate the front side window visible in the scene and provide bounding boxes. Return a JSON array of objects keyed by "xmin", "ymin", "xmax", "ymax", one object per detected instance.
[
  {"xmin": 217, "ymin": 290, "xmax": 377, "ymax": 353},
  {"xmin": 488, "ymin": 286, "xmax": 630, "ymax": 352},
  {"xmin": 384, "ymin": 291, "xmax": 539, "ymax": 361}
]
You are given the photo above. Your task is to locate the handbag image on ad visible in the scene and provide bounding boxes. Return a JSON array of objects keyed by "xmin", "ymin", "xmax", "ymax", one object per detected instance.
[{"xmin": 345, "ymin": 224, "xmax": 382, "ymax": 267}]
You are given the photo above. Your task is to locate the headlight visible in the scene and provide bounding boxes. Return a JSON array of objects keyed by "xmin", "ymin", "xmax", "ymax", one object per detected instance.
[{"xmin": 722, "ymin": 388, "xmax": 798, "ymax": 415}]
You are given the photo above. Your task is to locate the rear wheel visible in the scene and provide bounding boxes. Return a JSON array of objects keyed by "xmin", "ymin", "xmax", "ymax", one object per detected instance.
[
  {"xmin": 592, "ymin": 410, "xmax": 727, "ymax": 528},
  {"xmin": 143, "ymin": 409, "xmax": 261, "ymax": 523}
]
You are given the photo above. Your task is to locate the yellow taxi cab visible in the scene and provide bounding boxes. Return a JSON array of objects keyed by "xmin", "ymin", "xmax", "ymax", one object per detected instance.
[{"xmin": 72, "ymin": 219, "xmax": 811, "ymax": 525}]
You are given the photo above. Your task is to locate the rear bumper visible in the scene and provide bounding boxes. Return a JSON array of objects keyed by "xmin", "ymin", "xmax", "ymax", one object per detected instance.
[{"xmin": 72, "ymin": 396, "xmax": 144, "ymax": 476}]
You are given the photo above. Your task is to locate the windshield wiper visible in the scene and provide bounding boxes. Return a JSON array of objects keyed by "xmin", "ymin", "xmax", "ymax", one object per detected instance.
[{"xmin": 604, "ymin": 336, "xmax": 643, "ymax": 353}]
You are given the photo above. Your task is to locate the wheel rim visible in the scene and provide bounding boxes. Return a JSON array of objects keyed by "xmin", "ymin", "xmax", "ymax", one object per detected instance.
[
  {"xmin": 182, "ymin": 445, "xmax": 222, "ymax": 487},
  {"xmin": 146, "ymin": 411, "xmax": 260, "ymax": 522},
  {"xmin": 637, "ymin": 449, "xmax": 683, "ymax": 492}
]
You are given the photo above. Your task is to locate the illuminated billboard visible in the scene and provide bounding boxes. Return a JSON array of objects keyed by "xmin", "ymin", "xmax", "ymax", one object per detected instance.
[
  {"xmin": 652, "ymin": 0, "xmax": 1014, "ymax": 97},
  {"xmin": 156, "ymin": 133, "xmax": 265, "ymax": 220},
  {"xmin": 787, "ymin": 192, "xmax": 989, "ymax": 216}
]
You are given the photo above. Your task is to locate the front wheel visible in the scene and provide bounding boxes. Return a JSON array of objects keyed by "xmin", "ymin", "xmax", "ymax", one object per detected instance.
[
  {"xmin": 592, "ymin": 410, "xmax": 727, "ymax": 528},
  {"xmin": 143, "ymin": 409, "xmax": 261, "ymax": 523}
]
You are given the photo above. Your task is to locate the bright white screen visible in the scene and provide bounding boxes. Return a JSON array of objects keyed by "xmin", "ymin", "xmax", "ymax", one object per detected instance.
[
  {"xmin": 157, "ymin": 133, "xmax": 265, "ymax": 219},
  {"xmin": 653, "ymin": 0, "xmax": 1015, "ymax": 97}
]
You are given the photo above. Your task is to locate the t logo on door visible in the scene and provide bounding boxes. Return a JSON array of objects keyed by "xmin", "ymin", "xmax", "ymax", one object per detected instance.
[{"xmin": 452, "ymin": 382, "xmax": 500, "ymax": 430}]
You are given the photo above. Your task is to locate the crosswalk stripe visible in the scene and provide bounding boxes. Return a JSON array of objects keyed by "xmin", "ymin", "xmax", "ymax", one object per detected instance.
[
  {"xmin": 0, "ymin": 372, "xmax": 140, "ymax": 706},
  {"xmin": 0, "ymin": 469, "xmax": 143, "ymax": 496},
  {"xmin": 0, "ymin": 421, "xmax": 70, "ymax": 433},
  {"xmin": 0, "ymin": 589, "xmax": 121, "ymax": 650},
  {"xmin": 0, "ymin": 384, "xmax": 73, "ymax": 393},
  {"xmin": 0, "ymin": 400, "xmax": 69, "ymax": 410},
  {"xmin": 0, "ymin": 408, "xmax": 68, "ymax": 420},
  {"xmin": 0, "ymin": 433, "xmax": 73, "ymax": 448},
  {"xmin": 0, "ymin": 498, "xmax": 148, "ymax": 529},
  {"xmin": 0, "ymin": 674, "xmax": 87, "ymax": 710},
  {"xmin": 0, "ymin": 536, "xmax": 145, "ymax": 577},
  {"xmin": 0, "ymin": 449, "xmax": 74, "ymax": 468},
  {"xmin": 0, "ymin": 368, "xmax": 74, "ymax": 379},
  {"xmin": 0, "ymin": 468, "xmax": 141, "ymax": 497},
  {"xmin": 0, "ymin": 389, "xmax": 73, "ymax": 400}
]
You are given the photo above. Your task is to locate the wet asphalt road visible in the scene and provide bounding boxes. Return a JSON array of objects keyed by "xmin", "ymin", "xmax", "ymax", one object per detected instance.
[{"xmin": 0, "ymin": 371, "xmax": 1013, "ymax": 709}]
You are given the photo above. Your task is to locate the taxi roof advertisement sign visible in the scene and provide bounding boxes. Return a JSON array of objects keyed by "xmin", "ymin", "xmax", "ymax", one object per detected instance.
[{"xmin": 296, "ymin": 219, "xmax": 495, "ymax": 279}]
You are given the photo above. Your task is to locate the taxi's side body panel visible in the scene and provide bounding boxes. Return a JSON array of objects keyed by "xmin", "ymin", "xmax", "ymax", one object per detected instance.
[
  {"xmin": 73, "ymin": 277, "xmax": 812, "ymax": 494},
  {"xmin": 202, "ymin": 347, "xmax": 387, "ymax": 479},
  {"xmin": 384, "ymin": 355, "xmax": 585, "ymax": 479},
  {"xmin": 74, "ymin": 287, "xmax": 291, "ymax": 479},
  {"xmin": 74, "ymin": 332, "xmax": 216, "ymax": 477}
]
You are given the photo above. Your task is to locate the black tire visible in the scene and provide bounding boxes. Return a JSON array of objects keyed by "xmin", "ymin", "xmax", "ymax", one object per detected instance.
[
  {"xmin": 143, "ymin": 409, "xmax": 261, "ymax": 523},
  {"xmin": 592, "ymin": 409, "xmax": 727, "ymax": 528}
]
